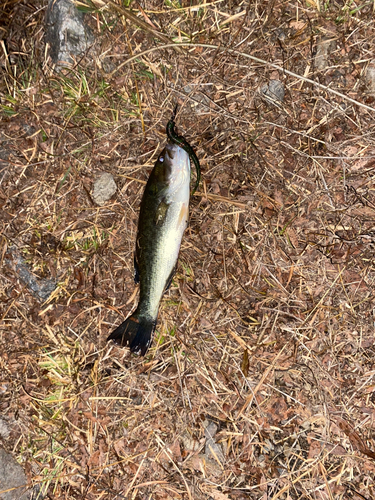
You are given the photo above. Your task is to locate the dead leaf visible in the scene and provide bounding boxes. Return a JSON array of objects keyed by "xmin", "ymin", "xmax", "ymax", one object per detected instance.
[
  {"xmin": 209, "ymin": 490, "xmax": 231, "ymax": 500},
  {"xmin": 168, "ymin": 439, "xmax": 182, "ymax": 462},
  {"xmin": 290, "ymin": 21, "xmax": 306, "ymax": 30},
  {"xmin": 334, "ymin": 416, "xmax": 375, "ymax": 460},
  {"xmin": 273, "ymin": 189, "xmax": 284, "ymax": 207},
  {"xmin": 241, "ymin": 349, "xmax": 249, "ymax": 377},
  {"xmin": 287, "ymin": 227, "xmax": 299, "ymax": 248}
]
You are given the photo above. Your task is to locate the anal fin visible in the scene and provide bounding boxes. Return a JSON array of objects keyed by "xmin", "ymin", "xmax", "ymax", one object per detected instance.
[{"xmin": 164, "ymin": 264, "xmax": 177, "ymax": 292}]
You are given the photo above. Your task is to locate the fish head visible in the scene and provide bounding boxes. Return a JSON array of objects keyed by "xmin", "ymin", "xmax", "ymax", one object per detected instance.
[{"xmin": 153, "ymin": 142, "xmax": 190, "ymax": 191}]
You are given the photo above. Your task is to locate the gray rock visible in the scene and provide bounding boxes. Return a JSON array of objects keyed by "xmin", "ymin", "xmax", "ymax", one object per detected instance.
[
  {"xmin": 0, "ymin": 420, "xmax": 10, "ymax": 440},
  {"xmin": 203, "ymin": 419, "xmax": 225, "ymax": 464},
  {"xmin": 0, "ymin": 147, "xmax": 10, "ymax": 164},
  {"xmin": 0, "ymin": 145, "xmax": 11, "ymax": 181},
  {"xmin": 45, "ymin": 0, "xmax": 94, "ymax": 67},
  {"xmin": 260, "ymin": 79, "xmax": 285, "ymax": 104},
  {"xmin": 92, "ymin": 173, "xmax": 117, "ymax": 206},
  {"xmin": 274, "ymin": 28, "xmax": 286, "ymax": 41},
  {"xmin": 0, "ymin": 448, "xmax": 30, "ymax": 500},
  {"xmin": 182, "ymin": 84, "xmax": 212, "ymax": 110},
  {"xmin": 21, "ymin": 125, "xmax": 37, "ymax": 137},
  {"xmin": 6, "ymin": 248, "xmax": 57, "ymax": 302},
  {"xmin": 315, "ymin": 36, "xmax": 336, "ymax": 71},
  {"xmin": 365, "ymin": 60, "xmax": 375, "ymax": 94}
]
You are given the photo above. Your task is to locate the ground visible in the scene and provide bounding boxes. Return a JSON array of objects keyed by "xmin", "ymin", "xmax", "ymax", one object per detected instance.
[{"xmin": 1, "ymin": 0, "xmax": 375, "ymax": 499}]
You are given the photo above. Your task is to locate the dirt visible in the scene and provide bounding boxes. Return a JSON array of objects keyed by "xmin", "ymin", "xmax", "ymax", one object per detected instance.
[{"xmin": 1, "ymin": 0, "xmax": 375, "ymax": 499}]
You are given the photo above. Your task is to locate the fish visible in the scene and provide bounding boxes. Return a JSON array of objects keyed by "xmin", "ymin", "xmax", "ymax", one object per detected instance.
[{"xmin": 107, "ymin": 127, "xmax": 194, "ymax": 355}]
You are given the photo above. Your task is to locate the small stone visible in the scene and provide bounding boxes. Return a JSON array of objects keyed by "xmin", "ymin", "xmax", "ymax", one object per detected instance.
[
  {"xmin": 365, "ymin": 60, "xmax": 375, "ymax": 94},
  {"xmin": 315, "ymin": 36, "xmax": 336, "ymax": 71},
  {"xmin": 260, "ymin": 80, "xmax": 285, "ymax": 104},
  {"xmin": 182, "ymin": 84, "xmax": 212, "ymax": 110},
  {"xmin": 0, "ymin": 144, "xmax": 11, "ymax": 180},
  {"xmin": 92, "ymin": 173, "xmax": 117, "ymax": 206},
  {"xmin": 274, "ymin": 28, "xmax": 286, "ymax": 41},
  {"xmin": 0, "ymin": 384, "xmax": 8, "ymax": 396},
  {"xmin": 203, "ymin": 419, "xmax": 225, "ymax": 464},
  {"xmin": 203, "ymin": 420, "xmax": 218, "ymax": 440},
  {"xmin": 21, "ymin": 124, "xmax": 37, "ymax": 137}
]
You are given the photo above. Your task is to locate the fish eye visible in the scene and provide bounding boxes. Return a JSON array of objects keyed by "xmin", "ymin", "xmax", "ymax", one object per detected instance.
[{"xmin": 159, "ymin": 156, "xmax": 164, "ymax": 162}]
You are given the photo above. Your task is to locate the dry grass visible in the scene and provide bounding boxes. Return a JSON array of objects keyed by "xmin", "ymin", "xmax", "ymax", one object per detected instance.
[{"xmin": 1, "ymin": 0, "xmax": 375, "ymax": 498}]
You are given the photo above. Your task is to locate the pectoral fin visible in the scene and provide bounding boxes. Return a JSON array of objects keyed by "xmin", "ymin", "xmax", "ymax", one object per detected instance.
[
  {"xmin": 177, "ymin": 203, "xmax": 189, "ymax": 228},
  {"xmin": 154, "ymin": 200, "xmax": 169, "ymax": 225}
]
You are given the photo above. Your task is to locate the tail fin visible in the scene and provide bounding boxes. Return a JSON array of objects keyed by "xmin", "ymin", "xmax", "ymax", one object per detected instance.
[{"xmin": 107, "ymin": 314, "xmax": 156, "ymax": 356}]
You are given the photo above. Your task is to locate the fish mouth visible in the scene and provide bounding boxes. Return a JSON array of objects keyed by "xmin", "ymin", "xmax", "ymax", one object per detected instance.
[{"xmin": 165, "ymin": 142, "xmax": 177, "ymax": 160}]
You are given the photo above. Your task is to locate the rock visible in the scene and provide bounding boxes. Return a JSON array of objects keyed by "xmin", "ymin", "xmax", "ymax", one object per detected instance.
[
  {"xmin": 45, "ymin": 0, "xmax": 94, "ymax": 68},
  {"xmin": 260, "ymin": 79, "xmax": 285, "ymax": 104},
  {"xmin": 92, "ymin": 173, "xmax": 117, "ymax": 206},
  {"xmin": 6, "ymin": 248, "xmax": 56, "ymax": 302},
  {"xmin": 204, "ymin": 419, "xmax": 218, "ymax": 440},
  {"xmin": 365, "ymin": 60, "xmax": 375, "ymax": 94},
  {"xmin": 203, "ymin": 419, "xmax": 225, "ymax": 464},
  {"xmin": 274, "ymin": 28, "xmax": 286, "ymax": 42},
  {"xmin": 21, "ymin": 124, "xmax": 37, "ymax": 137},
  {"xmin": 0, "ymin": 420, "xmax": 10, "ymax": 440},
  {"xmin": 0, "ymin": 448, "xmax": 30, "ymax": 500},
  {"xmin": 315, "ymin": 36, "xmax": 336, "ymax": 71},
  {"xmin": 0, "ymin": 144, "xmax": 11, "ymax": 181},
  {"xmin": 182, "ymin": 84, "xmax": 212, "ymax": 110}
]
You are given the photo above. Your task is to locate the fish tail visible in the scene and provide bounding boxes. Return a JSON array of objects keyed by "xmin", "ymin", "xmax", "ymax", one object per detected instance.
[{"xmin": 107, "ymin": 313, "xmax": 156, "ymax": 356}]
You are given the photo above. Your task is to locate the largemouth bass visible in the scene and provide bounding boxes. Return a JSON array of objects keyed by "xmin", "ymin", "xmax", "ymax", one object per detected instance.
[{"xmin": 107, "ymin": 121, "xmax": 196, "ymax": 355}]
